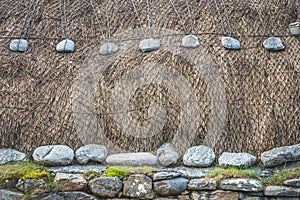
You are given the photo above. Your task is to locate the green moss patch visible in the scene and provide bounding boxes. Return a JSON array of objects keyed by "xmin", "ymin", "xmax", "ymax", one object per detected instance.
[
  {"xmin": 105, "ymin": 166, "xmax": 155, "ymax": 177},
  {"xmin": 206, "ymin": 167, "xmax": 259, "ymax": 181}
]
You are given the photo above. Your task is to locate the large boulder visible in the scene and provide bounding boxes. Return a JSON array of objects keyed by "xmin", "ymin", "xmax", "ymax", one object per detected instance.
[
  {"xmin": 75, "ymin": 144, "xmax": 108, "ymax": 164},
  {"xmin": 183, "ymin": 146, "xmax": 215, "ymax": 167},
  {"xmin": 0, "ymin": 148, "xmax": 27, "ymax": 165}
]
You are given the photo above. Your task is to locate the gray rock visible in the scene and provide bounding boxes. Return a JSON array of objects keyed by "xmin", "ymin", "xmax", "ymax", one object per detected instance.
[
  {"xmin": 56, "ymin": 39, "xmax": 75, "ymax": 52},
  {"xmin": 123, "ymin": 174, "xmax": 154, "ymax": 199},
  {"xmin": 218, "ymin": 152, "xmax": 256, "ymax": 167},
  {"xmin": 264, "ymin": 186, "xmax": 300, "ymax": 197},
  {"xmin": 157, "ymin": 143, "xmax": 179, "ymax": 166},
  {"xmin": 89, "ymin": 177, "xmax": 122, "ymax": 198},
  {"xmin": 0, "ymin": 148, "xmax": 27, "ymax": 164},
  {"xmin": 191, "ymin": 190, "xmax": 239, "ymax": 200},
  {"xmin": 29, "ymin": 192, "xmax": 99, "ymax": 200},
  {"xmin": 47, "ymin": 165, "xmax": 106, "ymax": 174},
  {"xmin": 263, "ymin": 36, "xmax": 285, "ymax": 51},
  {"xmin": 154, "ymin": 177, "xmax": 189, "ymax": 196},
  {"xmin": 163, "ymin": 166, "xmax": 210, "ymax": 179},
  {"xmin": 289, "ymin": 21, "xmax": 300, "ymax": 36},
  {"xmin": 139, "ymin": 38, "xmax": 160, "ymax": 52},
  {"xmin": 33, "ymin": 145, "xmax": 74, "ymax": 166},
  {"xmin": 0, "ymin": 189, "xmax": 24, "ymax": 200},
  {"xmin": 182, "ymin": 35, "xmax": 200, "ymax": 48},
  {"xmin": 106, "ymin": 152, "xmax": 157, "ymax": 166},
  {"xmin": 9, "ymin": 39, "xmax": 29, "ymax": 52},
  {"xmin": 188, "ymin": 178, "xmax": 217, "ymax": 190},
  {"xmin": 261, "ymin": 143, "xmax": 300, "ymax": 167},
  {"xmin": 15, "ymin": 178, "xmax": 46, "ymax": 192},
  {"xmin": 75, "ymin": 144, "xmax": 108, "ymax": 164},
  {"xmin": 99, "ymin": 42, "xmax": 119, "ymax": 55},
  {"xmin": 153, "ymin": 171, "xmax": 182, "ymax": 181},
  {"xmin": 183, "ymin": 145, "xmax": 215, "ymax": 167},
  {"xmin": 219, "ymin": 178, "xmax": 263, "ymax": 192},
  {"xmin": 284, "ymin": 178, "xmax": 300, "ymax": 187},
  {"xmin": 55, "ymin": 173, "xmax": 87, "ymax": 191},
  {"xmin": 221, "ymin": 36, "xmax": 241, "ymax": 50}
]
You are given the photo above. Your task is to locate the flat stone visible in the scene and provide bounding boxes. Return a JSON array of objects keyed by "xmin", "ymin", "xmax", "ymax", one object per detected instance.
[
  {"xmin": 289, "ymin": 21, "xmax": 300, "ymax": 36},
  {"xmin": 183, "ymin": 145, "xmax": 216, "ymax": 167},
  {"xmin": 237, "ymin": 193, "xmax": 262, "ymax": 200},
  {"xmin": 261, "ymin": 143, "xmax": 300, "ymax": 167},
  {"xmin": 33, "ymin": 145, "xmax": 74, "ymax": 166},
  {"xmin": 106, "ymin": 152, "xmax": 157, "ymax": 166},
  {"xmin": 29, "ymin": 192, "xmax": 99, "ymax": 200},
  {"xmin": 157, "ymin": 143, "xmax": 179, "ymax": 167},
  {"xmin": 46, "ymin": 165, "xmax": 106, "ymax": 174},
  {"xmin": 9, "ymin": 39, "xmax": 29, "ymax": 52},
  {"xmin": 153, "ymin": 171, "xmax": 182, "ymax": 181},
  {"xmin": 123, "ymin": 174, "xmax": 154, "ymax": 199},
  {"xmin": 264, "ymin": 186, "xmax": 300, "ymax": 197},
  {"xmin": 182, "ymin": 35, "xmax": 200, "ymax": 48},
  {"xmin": 221, "ymin": 36, "xmax": 241, "ymax": 50},
  {"xmin": 154, "ymin": 177, "xmax": 189, "ymax": 196},
  {"xmin": 218, "ymin": 152, "xmax": 256, "ymax": 167},
  {"xmin": 165, "ymin": 166, "xmax": 210, "ymax": 179},
  {"xmin": 263, "ymin": 36, "xmax": 285, "ymax": 51},
  {"xmin": 54, "ymin": 173, "xmax": 87, "ymax": 191},
  {"xmin": 284, "ymin": 178, "xmax": 300, "ymax": 187},
  {"xmin": 191, "ymin": 190, "xmax": 239, "ymax": 200},
  {"xmin": 139, "ymin": 38, "xmax": 160, "ymax": 52},
  {"xmin": 219, "ymin": 178, "xmax": 263, "ymax": 192},
  {"xmin": 188, "ymin": 178, "xmax": 217, "ymax": 190},
  {"xmin": 89, "ymin": 177, "xmax": 122, "ymax": 198},
  {"xmin": 56, "ymin": 39, "xmax": 75, "ymax": 52},
  {"xmin": 0, "ymin": 189, "xmax": 24, "ymax": 200},
  {"xmin": 75, "ymin": 144, "xmax": 108, "ymax": 164},
  {"xmin": 15, "ymin": 178, "xmax": 46, "ymax": 192},
  {"xmin": 0, "ymin": 148, "xmax": 27, "ymax": 164},
  {"xmin": 99, "ymin": 42, "xmax": 119, "ymax": 55}
]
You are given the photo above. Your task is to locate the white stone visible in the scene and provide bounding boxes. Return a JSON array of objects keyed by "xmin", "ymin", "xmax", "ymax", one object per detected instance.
[
  {"xmin": 100, "ymin": 42, "xmax": 119, "ymax": 55},
  {"xmin": 75, "ymin": 144, "xmax": 108, "ymax": 164},
  {"xmin": 0, "ymin": 148, "xmax": 27, "ymax": 164},
  {"xmin": 183, "ymin": 145, "xmax": 215, "ymax": 167},
  {"xmin": 263, "ymin": 36, "xmax": 285, "ymax": 51},
  {"xmin": 221, "ymin": 36, "xmax": 241, "ymax": 50},
  {"xmin": 106, "ymin": 152, "xmax": 157, "ymax": 166},
  {"xmin": 157, "ymin": 143, "xmax": 179, "ymax": 166},
  {"xmin": 264, "ymin": 186, "xmax": 300, "ymax": 197},
  {"xmin": 182, "ymin": 35, "xmax": 200, "ymax": 48},
  {"xmin": 56, "ymin": 39, "xmax": 75, "ymax": 52},
  {"xmin": 219, "ymin": 178, "xmax": 263, "ymax": 192},
  {"xmin": 9, "ymin": 39, "xmax": 29, "ymax": 52},
  {"xmin": 289, "ymin": 21, "xmax": 300, "ymax": 36},
  {"xmin": 218, "ymin": 152, "xmax": 256, "ymax": 167},
  {"xmin": 139, "ymin": 38, "xmax": 160, "ymax": 52}
]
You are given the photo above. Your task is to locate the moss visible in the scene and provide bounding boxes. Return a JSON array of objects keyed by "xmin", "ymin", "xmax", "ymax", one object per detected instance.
[
  {"xmin": 83, "ymin": 169, "xmax": 103, "ymax": 179},
  {"xmin": 206, "ymin": 166, "xmax": 259, "ymax": 181},
  {"xmin": 105, "ymin": 166, "xmax": 155, "ymax": 177},
  {"xmin": 21, "ymin": 170, "xmax": 50, "ymax": 180}
]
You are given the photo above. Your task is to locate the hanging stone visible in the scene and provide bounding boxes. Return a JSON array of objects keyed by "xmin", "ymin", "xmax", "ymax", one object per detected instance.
[
  {"xmin": 221, "ymin": 36, "xmax": 241, "ymax": 50},
  {"xmin": 289, "ymin": 22, "xmax": 300, "ymax": 36},
  {"xmin": 9, "ymin": 39, "xmax": 29, "ymax": 52},
  {"xmin": 263, "ymin": 36, "xmax": 285, "ymax": 51},
  {"xmin": 56, "ymin": 39, "xmax": 75, "ymax": 53},
  {"xmin": 182, "ymin": 34, "xmax": 200, "ymax": 48},
  {"xmin": 139, "ymin": 38, "xmax": 160, "ymax": 52},
  {"xmin": 99, "ymin": 42, "xmax": 119, "ymax": 55}
]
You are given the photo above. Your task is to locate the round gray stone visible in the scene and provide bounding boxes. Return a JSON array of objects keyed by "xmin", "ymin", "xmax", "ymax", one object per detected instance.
[
  {"xmin": 139, "ymin": 38, "xmax": 160, "ymax": 52},
  {"xmin": 183, "ymin": 145, "xmax": 215, "ymax": 167},
  {"xmin": 89, "ymin": 177, "xmax": 122, "ymax": 198},
  {"xmin": 9, "ymin": 39, "xmax": 29, "ymax": 52},
  {"xmin": 0, "ymin": 148, "xmax": 27, "ymax": 165},
  {"xmin": 154, "ymin": 177, "xmax": 189, "ymax": 196},
  {"xmin": 263, "ymin": 36, "xmax": 285, "ymax": 51},
  {"xmin": 75, "ymin": 144, "xmax": 108, "ymax": 164},
  {"xmin": 33, "ymin": 145, "xmax": 74, "ymax": 166},
  {"xmin": 123, "ymin": 174, "xmax": 154, "ymax": 199},
  {"xmin": 56, "ymin": 39, "xmax": 75, "ymax": 52},
  {"xmin": 157, "ymin": 143, "xmax": 179, "ymax": 166},
  {"xmin": 99, "ymin": 42, "xmax": 119, "ymax": 55},
  {"xmin": 218, "ymin": 152, "xmax": 256, "ymax": 167},
  {"xmin": 221, "ymin": 36, "xmax": 241, "ymax": 50},
  {"xmin": 182, "ymin": 35, "xmax": 200, "ymax": 48}
]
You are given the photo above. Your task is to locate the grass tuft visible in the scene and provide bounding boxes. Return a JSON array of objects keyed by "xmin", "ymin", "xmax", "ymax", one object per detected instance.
[
  {"xmin": 205, "ymin": 166, "xmax": 259, "ymax": 181},
  {"xmin": 105, "ymin": 166, "xmax": 155, "ymax": 177}
]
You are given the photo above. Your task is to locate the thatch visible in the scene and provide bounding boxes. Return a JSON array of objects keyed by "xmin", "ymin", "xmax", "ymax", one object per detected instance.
[{"xmin": 0, "ymin": 0, "xmax": 299, "ymax": 157}]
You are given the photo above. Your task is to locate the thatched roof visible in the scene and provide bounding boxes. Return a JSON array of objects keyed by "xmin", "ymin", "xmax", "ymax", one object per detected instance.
[{"xmin": 0, "ymin": 0, "xmax": 299, "ymax": 157}]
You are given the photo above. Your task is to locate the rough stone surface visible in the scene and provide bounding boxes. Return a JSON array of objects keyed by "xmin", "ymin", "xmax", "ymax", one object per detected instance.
[
  {"xmin": 289, "ymin": 21, "xmax": 300, "ymax": 35},
  {"xmin": 33, "ymin": 145, "xmax": 74, "ymax": 166},
  {"xmin": 218, "ymin": 152, "xmax": 256, "ymax": 167},
  {"xmin": 154, "ymin": 177, "xmax": 189, "ymax": 196},
  {"xmin": 56, "ymin": 39, "xmax": 75, "ymax": 52},
  {"xmin": 153, "ymin": 171, "xmax": 182, "ymax": 181},
  {"xmin": 188, "ymin": 178, "xmax": 217, "ymax": 190},
  {"xmin": 183, "ymin": 146, "xmax": 216, "ymax": 167},
  {"xmin": 219, "ymin": 178, "xmax": 263, "ymax": 192},
  {"xmin": 263, "ymin": 36, "xmax": 285, "ymax": 51},
  {"xmin": 182, "ymin": 35, "xmax": 200, "ymax": 48},
  {"xmin": 0, "ymin": 148, "xmax": 27, "ymax": 165},
  {"xmin": 261, "ymin": 143, "xmax": 300, "ymax": 167},
  {"xmin": 163, "ymin": 166, "xmax": 211, "ymax": 179},
  {"xmin": 99, "ymin": 42, "xmax": 119, "ymax": 55},
  {"xmin": 89, "ymin": 177, "xmax": 122, "ymax": 198},
  {"xmin": 123, "ymin": 174, "xmax": 154, "ymax": 199},
  {"xmin": 15, "ymin": 178, "xmax": 46, "ymax": 192},
  {"xmin": 191, "ymin": 190, "xmax": 239, "ymax": 200},
  {"xmin": 284, "ymin": 178, "xmax": 300, "ymax": 188},
  {"xmin": 29, "ymin": 192, "xmax": 99, "ymax": 200},
  {"xmin": 221, "ymin": 36, "xmax": 241, "ymax": 50},
  {"xmin": 0, "ymin": 189, "xmax": 24, "ymax": 200},
  {"xmin": 47, "ymin": 165, "xmax": 106, "ymax": 174},
  {"xmin": 9, "ymin": 39, "xmax": 29, "ymax": 52},
  {"xmin": 106, "ymin": 152, "xmax": 157, "ymax": 166},
  {"xmin": 75, "ymin": 144, "xmax": 108, "ymax": 164},
  {"xmin": 139, "ymin": 38, "xmax": 160, "ymax": 52},
  {"xmin": 157, "ymin": 143, "xmax": 179, "ymax": 166},
  {"xmin": 264, "ymin": 186, "xmax": 300, "ymax": 197},
  {"xmin": 54, "ymin": 173, "xmax": 87, "ymax": 191}
]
